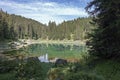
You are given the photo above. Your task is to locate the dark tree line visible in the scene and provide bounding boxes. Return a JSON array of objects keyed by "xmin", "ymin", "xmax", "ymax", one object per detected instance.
[
  {"xmin": 0, "ymin": 10, "xmax": 16, "ymax": 40},
  {"xmin": 0, "ymin": 9, "xmax": 93, "ymax": 41},
  {"xmin": 86, "ymin": 0, "xmax": 120, "ymax": 59}
]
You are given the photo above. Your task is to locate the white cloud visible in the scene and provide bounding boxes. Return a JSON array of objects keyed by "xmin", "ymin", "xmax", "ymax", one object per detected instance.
[{"xmin": 0, "ymin": 0, "xmax": 88, "ymax": 24}]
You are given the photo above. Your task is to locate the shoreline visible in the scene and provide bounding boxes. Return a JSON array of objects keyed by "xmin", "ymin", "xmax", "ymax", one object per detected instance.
[
  {"xmin": 20, "ymin": 39, "xmax": 86, "ymax": 48},
  {"xmin": 25, "ymin": 39, "xmax": 86, "ymax": 45},
  {"xmin": 18, "ymin": 39, "xmax": 86, "ymax": 49}
]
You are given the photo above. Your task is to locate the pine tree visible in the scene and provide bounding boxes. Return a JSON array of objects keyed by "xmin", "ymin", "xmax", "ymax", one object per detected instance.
[
  {"xmin": 0, "ymin": 12, "xmax": 3, "ymax": 40},
  {"xmin": 86, "ymin": 0, "xmax": 120, "ymax": 59},
  {"xmin": 2, "ymin": 18, "xmax": 9, "ymax": 39},
  {"xmin": 9, "ymin": 26, "xmax": 16, "ymax": 40}
]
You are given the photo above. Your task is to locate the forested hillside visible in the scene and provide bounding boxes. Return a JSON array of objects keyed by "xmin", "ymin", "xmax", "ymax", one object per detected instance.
[
  {"xmin": 0, "ymin": 9, "xmax": 47, "ymax": 41},
  {"xmin": 0, "ymin": 9, "xmax": 93, "ymax": 41},
  {"xmin": 47, "ymin": 18, "xmax": 92, "ymax": 40}
]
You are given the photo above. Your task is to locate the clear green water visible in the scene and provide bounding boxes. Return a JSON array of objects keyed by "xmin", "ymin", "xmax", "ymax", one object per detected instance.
[{"xmin": 8, "ymin": 44, "xmax": 87, "ymax": 59}]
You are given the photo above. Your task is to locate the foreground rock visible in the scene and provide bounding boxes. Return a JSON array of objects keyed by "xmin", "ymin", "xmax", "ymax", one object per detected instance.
[{"xmin": 55, "ymin": 58, "xmax": 67, "ymax": 66}]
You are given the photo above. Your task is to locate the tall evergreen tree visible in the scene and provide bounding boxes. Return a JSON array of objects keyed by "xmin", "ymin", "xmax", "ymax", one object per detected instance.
[
  {"xmin": 9, "ymin": 26, "xmax": 16, "ymax": 40},
  {"xmin": 86, "ymin": 0, "xmax": 120, "ymax": 58},
  {"xmin": 0, "ymin": 12, "xmax": 3, "ymax": 40},
  {"xmin": 2, "ymin": 18, "xmax": 9, "ymax": 39}
]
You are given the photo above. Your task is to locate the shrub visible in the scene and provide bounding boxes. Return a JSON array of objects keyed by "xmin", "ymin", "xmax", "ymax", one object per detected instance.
[{"xmin": 15, "ymin": 59, "xmax": 44, "ymax": 80}]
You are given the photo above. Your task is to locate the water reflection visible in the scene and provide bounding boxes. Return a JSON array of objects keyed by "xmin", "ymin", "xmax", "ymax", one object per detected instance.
[
  {"xmin": 18, "ymin": 44, "xmax": 86, "ymax": 59},
  {"xmin": 38, "ymin": 54, "xmax": 49, "ymax": 62}
]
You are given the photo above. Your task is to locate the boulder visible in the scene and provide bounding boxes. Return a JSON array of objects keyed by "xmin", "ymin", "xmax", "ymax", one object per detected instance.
[{"xmin": 55, "ymin": 59, "xmax": 67, "ymax": 66}]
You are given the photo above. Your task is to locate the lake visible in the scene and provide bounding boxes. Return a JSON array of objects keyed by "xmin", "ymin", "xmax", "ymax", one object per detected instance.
[{"xmin": 4, "ymin": 43, "xmax": 87, "ymax": 60}]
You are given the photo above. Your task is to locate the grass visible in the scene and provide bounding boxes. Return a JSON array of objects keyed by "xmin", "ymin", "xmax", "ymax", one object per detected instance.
[
  {"xmin": 94, "ymin": 59, "xmax": 120, "ymax": 80},
  {"xmin": 0, "ymin": 72, "xmax": 16, "ymax": 80}
]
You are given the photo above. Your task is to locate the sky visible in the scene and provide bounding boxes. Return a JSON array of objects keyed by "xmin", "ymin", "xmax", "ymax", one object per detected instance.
[{"xmin": 0, "ymin": 0, "xmax": 91, "ymax": 24}]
